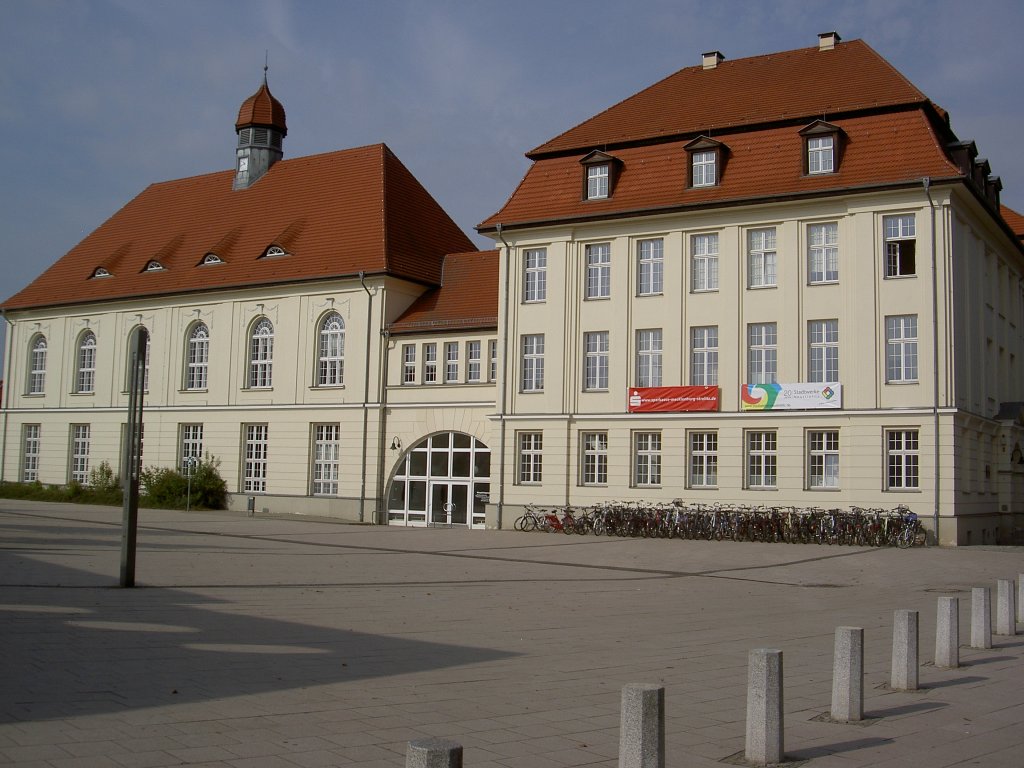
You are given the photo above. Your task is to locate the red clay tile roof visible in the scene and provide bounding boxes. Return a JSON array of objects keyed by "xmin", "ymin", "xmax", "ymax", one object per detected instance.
[
  {"xmin": 236, "ymin": 78, "xmax": 287, "ymax": 135},
  {"xmin": 1002, "ymin": 206, "xmax": 1024, "ymax": 241},
  {"xmin": 388, "ymin": 250, "xmax": 499, "ymax": 332},
  {"xmin": 2, "ymin": 144, "xmax": 475, "ymax": 311},
  {"xmin": 529, "ymin": 39, "xmax": 928, "ymax": 157},
  {"xmin": 481, "ymin": 110, "xmax": 961, "ymax": 231}
]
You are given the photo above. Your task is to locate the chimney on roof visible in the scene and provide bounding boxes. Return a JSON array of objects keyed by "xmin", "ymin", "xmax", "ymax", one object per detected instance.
[
  {"xmin": 818, "ymin": 31, "xmax": 841, "ymax": 51},
  {"xmin": 702, "ymin": 51, "xmax": 725, "ymax": 70}
]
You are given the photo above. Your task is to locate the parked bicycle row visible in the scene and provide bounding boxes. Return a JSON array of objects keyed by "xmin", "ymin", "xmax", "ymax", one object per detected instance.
[{"xmin": 514, "ymin": 500, "xmax": 926, "ymax": 547}]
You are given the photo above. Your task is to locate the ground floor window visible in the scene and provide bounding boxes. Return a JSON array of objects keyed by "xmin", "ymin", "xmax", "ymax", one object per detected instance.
[
  {"xmin": 518, "ymin": 432, "xmax": 543, "ymax": 484},
  {"xmin": 581, "ymin": 431, "xmax": 608, "ymax": 485},
  {"xmin": 180, "ymin": 424, "xmax": 203, "ymax": 473},
  {"xmin": 633, "ymin": 431, "xmax": 661, "ymax": 487},
  {"xmin": 243, "ymin": 424, "xmax": 268, "ymax": 493},
  {"xmin": 746, "ymin": 430, "xmax": 777, "ymax": 489},
  {"xmin": 886, "ymin": 429, "xmax": 919, "ymax": 489},
  {"xmin": 70, "ymin": 424, "xmax": 91, "ymax": 485},
  {"xmin": 688, "ymin": 431, "xmax": 718, "ymax": 488},
  {"xmin": 311, "ymin": 424, "xmax": 340, "ymax": 496},
  {"xmin": 387, "ymin": 432, "xmax": 490, "ymax": 528},
  {"xmin": 23, "ymin": 425, "xmax": 40, "ymax": 482},
  {"xmin": 808, "ymin": 430, "xmax": 839, "ymax": 489}
]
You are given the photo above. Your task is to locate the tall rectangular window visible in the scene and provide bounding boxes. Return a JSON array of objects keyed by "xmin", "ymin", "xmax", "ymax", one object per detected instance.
[
  {"xmin": 186, "ymin": 324, "xmax": 209, "ymax": 390},
  {"xmin": 808, "ymin": 222, "xmax": 839, "ymax": 283},
  {"xmin": 884, "ymin": 214, "xmax": 916, "ymax": 277},
  {"xmin": 523, "ymin": 248, "xmax": 547, "ymax": 302},
  {"xmin": 587, "ymin": 164, "xmax": 609, "ymax": 199},
  {"xmin": 467, "ymin": 341, "xmax": 482, "ymax": 382},
  {"xmin": 312, "ymin": 424, "xmax": 340, "ymax": 496},
  {"xmin": 402, "ymin": 344, "xmax": 416, "ymax": 384},
  {"xmin": 585, "ymin": 243, "xmax": 611, "ymax": 299},
  {"xmin": 70, "ymin": 424, "xmax": 91, "ymax": 485},
  {"xmin": 243, "ymin": 424, "xmax": 268, "ymax": 493},
  {"xmin": 808, "ymin": 430, "xmax": 839, "ymax": 489},
  {"xmin": 489, "ymin": 340, "xmax": 498, "ymax": 382},
  {"xmin": 692, "ymin": 150, "xmax": 716, "ymax": 187},
  {"xmin": 77, "ymin": 333, "xmax": 97, "ymax": 394},
  {"xmin": 689, "ymin": 431, "xmax": 718, "ymax": 488},
  {"xmin": 28, "ymin": 337, "xmax": 46, "ymax": 394},
  {"xmin": 886, "ymin": 315, "xmax": 918, "ymax": 382},
  {"xmin": 748, "ymin": 323, "xmax": 778, "ymax": 384},
  {"xmin": 584, "ymin": 331, "xmax": 609, "ymax": 390},
  {"xmin": 423, "ymin": 343, "xmax": 437, "ymax": 384},
  {"xmin": 22, "ymin": 425, "xmax": 41, "ymax": 482},
  {"xmin": 690, "ymin": 326, "xmax": 719, "ymax": 385},
  {"xmin": 637, "ymin": 238, "xmax": 664, "ymax": 296},
  {"xmin": 886, "ymin": 429, "xmax": 920, "ymax": 489},
  {"xmin": 691, "ymin": 233, "xmax": 719, "ymax": 291},
  {"xmin": 180, "ymin": 424, "xmax": 203, "ymax": 472},
  {"xmin": 518, "ymin": 432, "xmax": 543, "ymax": 484},
  {"xmin": 581, "ymin": 432, "xmax": 608, "ymax": 485},
  {"xmin": 748, "ymin": 228, "xmax": 777, "ymax": 288},
  {"xmin": 445, "ymin": 342, "xmax": 459, "ymax": 383},
  {"xmin": 807, "ymin": 136, "xmax": 834, "ymax": 174},
  {"xmin": 521, "ymin": 334, "xmax": 544, "ymax": 392},
  {"xmin": 636, "ymin": 329, "xmax": 662, "ymax": 387},
  {"xmin": 747, "ymin": 430, "xmax": 777, "ymax": 489},
  {"xmin": 809, "ymin": 319, "xmax": 839, "ymax": 382},
  {"xmin": 634, "ymin": 432, "xmax": 662, "ymax": 487}
]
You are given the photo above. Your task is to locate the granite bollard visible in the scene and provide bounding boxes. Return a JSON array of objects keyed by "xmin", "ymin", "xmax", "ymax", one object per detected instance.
[
  {"xmin": 619, "ymin": 683, "xmax": 665, "ymax": 768},
  {"xmin": 831, "ymin": 626, "xmax": 864, "ymax": 722},
  {"xmin": 935, "ymin": 597, "xmax": 959, "ymax": 668},
  {"xmin": 996, "ymin": 579, "xmax": 1017, "ymax": 636},
  {"xmin": 746, "ymin": 649, "xmax": 784, "ymax": 766},
  {"xmin": 971, "ymin": 587, "xmax": 992, "ymax": 649},
  {"xmin": 891, "ymin": 610, "xmax": 919, "ymax": 691},
  {"xmin": 406, "ymin": 738, "xmax": 462, "ymax": 768}
]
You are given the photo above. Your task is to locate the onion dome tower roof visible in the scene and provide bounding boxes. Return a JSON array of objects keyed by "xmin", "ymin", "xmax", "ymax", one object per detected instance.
[{"xmin": 235, "ymin": 71, "xmax": 287, "ymax": 136}]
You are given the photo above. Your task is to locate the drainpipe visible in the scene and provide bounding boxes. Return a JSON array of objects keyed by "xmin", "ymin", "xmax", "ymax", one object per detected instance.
[
  {"xmin": 376, "ymin": 324, "xmax": 391, "ymax": 525},
  {"xmin": 496, "ymin": 224, "xmax": 513, "ymax": 530},
  {"xmin": 359, "ymin": 271, "xmax": 373, "ymax": 523},
  {"xmin": 0, "ymin": 310, "xmax": 11, "ymax": 484},
  {"xmin": 924, "ymin": 177, "xmax": 941, "ymax": 544}
]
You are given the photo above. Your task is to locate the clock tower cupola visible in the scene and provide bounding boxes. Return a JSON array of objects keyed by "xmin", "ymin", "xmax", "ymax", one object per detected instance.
[{"xmin": 233, "ymin": 68, "xmax": 287, "ymax": 190}]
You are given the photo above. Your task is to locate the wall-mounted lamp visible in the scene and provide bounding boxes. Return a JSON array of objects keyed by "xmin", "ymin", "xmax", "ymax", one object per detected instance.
[{"xmin": 390, "ymin": 437, "xmax": 402, "ymax": 451}]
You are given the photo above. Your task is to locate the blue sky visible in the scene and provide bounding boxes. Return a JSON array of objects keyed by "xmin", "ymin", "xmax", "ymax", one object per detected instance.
[{"xmin": 2, "ymin": 0, "xmax": 1023, "ymax": 367}]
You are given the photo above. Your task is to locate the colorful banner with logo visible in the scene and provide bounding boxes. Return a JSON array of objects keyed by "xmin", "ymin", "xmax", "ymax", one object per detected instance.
[
  {"xmin": 741, "ymin": 382, "xmax": 842, "ymax": 411},
  {"xmin": 627, "ymin": 386, "xmax": 719, "ymax": 413}
]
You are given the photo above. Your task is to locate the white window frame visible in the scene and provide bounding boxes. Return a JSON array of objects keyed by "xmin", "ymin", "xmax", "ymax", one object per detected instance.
[
  {"xmin": 402, "ymin": 344, "xmax": 416, "ymax": 384},
  {"xmin": 636, "ymin": 329, "xmax": 662, "ymax": 387},
  {"xmin": 523, "ymin": 248, "xmax": 547, "ymax": 302},
  {"xmin": 886, "ymin": 315, "xmax": 918, "ymax": 383},
  {"xmin": 633, "ymin": 432, "xmax": 662, "ymax": 487},
  {"xmin": 584, "ymin": 331, "xmax": 609, "ymax": 391},
  {"xmin": 748, "ymin": 228, "xmax": 777, "ymax": 288},
  {"xmin": 22, "ymin": 424, "xmax": 41, "ymax": 482},
  {"xmin": 808, "ymin": 222, "xmax": 839, "ymax": 283},
  {"xmin": 808, "ymin": 430, "xmax": 839, "ymax": 489},
  {"xmin": 637, "ymin": 238, "xmax": 664, "ymax": 296},
  {"xmin": 884, "ymin": 214, "xmax": 917, "ymax": 277},
  {"xmin": 748, "ymin": 322, "xmax": 778, "ymax": 384},
  {"xmin": 581, "ymin": 431, "xmax": 608, "ymax": 486},
  {"xmin": 28, "ymin": 335, "xmax": 46, "ymax": 395},
  {"xmin": 585, "ymin": 243, "xmax": 611, "ymax": 299},
  {"xmin": 70, "ymin": 424, "xmax": 91, "ymax": 484},
  {"xmin": 692, "ymin": 150, "xmax": 717, "ymax": 187},
  {"xmin": 690, "ymin": 326, "xmax": 719, "ymax": 386},
  {"xmin": 746, "ymin": 430, "xmax": 777, "ymax": 489},
  {"xmin": 809, "ymin": 319, "xmax": 839, "ymax": 383},
  {"xmin": 688, "ymin": 431, "xmax": 718, "ymax": 488},
  {"xmin": 691, "ymin": 233, "xmax": 719, "ymax": 292},
  {"xmin": 467, "ymin": 340, "xmax": 482, "ymax": 382},
  {"xmin": 489, "ymin": 339, "xmax": 498, "ymax": 382},
  {"xmin": 423, "ymin": 343, "xmax": 438, "ymax": 384},
  {"xmin": 586, "ymin": 164, "xmax": 609, "ymax": 199},
  {"xmin": 76, "ymin": 331, "xmax": 97, "ymax": 394},
  {"xmin": 518, "ymin": 432, "xmax": 543, "ymax": 484},
  {"xmin": 186, "ymin": 323, "xmax": 209, "ymax": 391},
  {"xmin": 180, "ymin": 424, "xmax": 203, "ymax": 473},
  {"xmin": 317, "ymin": 312, "xmax": 345, "ymax": 387},
  {"xmin": 248, "ymin": 318, "xmax": 274, "ymax": 389},
  {"xmin": 243, "ymin": 424, "xmax": 269, "ymax": 493},
  {"xmin": 444, "ymin": 342, "xmax": 460, "ymax": 383},
  {"xmin": 807, "ymin": 135, "xmax": 834, "ymax": 174},
  {"xmin": 885, "ymin": 429, "xmax": 920, "ymax": 490},
  {"xmin": 521, "ymin": 334, "xmax": 544, "ymax": 392},
  {"xmin": 311, "ymin": 423, "xmax": 340, "ymax": 496}
]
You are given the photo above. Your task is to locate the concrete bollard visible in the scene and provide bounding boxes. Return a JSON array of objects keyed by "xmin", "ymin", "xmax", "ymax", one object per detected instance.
[
  {"xmin": 996, "ymin": 579, "xmax": 1017, "ymax": 636},
  {"xmin": 891, "ymin": 610, "xmax": 919, "ymax": 691},
  {"xmin": 971, "ymin": 587, "xmax": 992, "ymax": 649},
  {"xmin": 619, "ymin": 684, "xmax": 664, "ymax": 768},
  {"xmin": 406, "ymin": 738, "xmax": 463, "ymax": 768},
  {"xmin": 935, "ymin": 597, "xmax": 959, "ymax": 668},
  {"xmin": 831, "ymin": 626, "xmax": 864, "ymax": 722},
  {"xmin": 745, "ymin": 649, "xmax": 784, "ymax": 766}
]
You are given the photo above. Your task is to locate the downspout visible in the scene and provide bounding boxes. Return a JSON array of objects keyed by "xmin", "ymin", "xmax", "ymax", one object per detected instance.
[
  {"xmin": 376, "ymin": 323, "xmax": 391, "ymax": 525},
  {"xmin": 0, "ymin": 310, "xmax": 12, "ymax": 484},
  {"xmin": 359, "ymin": 271, "xmax": 373, "ymax": 523},
  {"xmin": 496, "ymin": 224, "xmax": 513, "ymax": 529},
  {"xmin": 924, "ymin": 177, "xmax": 941, "ymax": 543}
]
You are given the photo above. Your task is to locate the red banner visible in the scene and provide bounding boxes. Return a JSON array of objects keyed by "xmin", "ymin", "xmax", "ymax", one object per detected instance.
[{"xmin": 627, "ymin": 386, "xmax": 719, "ymax": 413}]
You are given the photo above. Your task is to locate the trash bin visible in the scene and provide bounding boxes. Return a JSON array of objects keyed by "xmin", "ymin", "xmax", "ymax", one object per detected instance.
[{"xmin": 247, "ymin": 496, "xmax": 255, "ymax": 516}]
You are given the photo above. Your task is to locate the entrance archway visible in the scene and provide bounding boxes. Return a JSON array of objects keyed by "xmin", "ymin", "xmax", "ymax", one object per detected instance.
[{"xmin": 386, "ymin": 432, "xmax": 490, "ymax": 528}]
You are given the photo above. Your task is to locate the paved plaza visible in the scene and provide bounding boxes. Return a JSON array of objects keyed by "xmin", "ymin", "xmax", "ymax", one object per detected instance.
[{"xmin": 1, "ymin": 498, "xmax": 1022, "ymax": 768}]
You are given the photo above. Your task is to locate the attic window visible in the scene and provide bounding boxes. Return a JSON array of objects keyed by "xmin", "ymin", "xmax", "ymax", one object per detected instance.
[
  {"xmin": 238, "ymin": 128, "xmax": 251, "ymax": 147},
  {"xmin": 684, "ymin": 137, "xmax": 727, "ymax": 188},
  {"xmin": 91, "ymin": 267, "xmax": 112, "ymax": 279},
  {"xmin": 263, "ymin": 245, "xmax": 287, "ymax": 258},
  {"xmin": 201, "ymin": 253, "xmax": 223, "ymax": 265},
  {"xmin": 145, "ymin": 260, "xmax": 165, "ymax": 272},
  {"xmin": 799, "ymin": 121, "xmax": 844, "ymax": 176},
  {"xmin": 579, "ymin": 151, "xmax": 622, "ymax": 201}
]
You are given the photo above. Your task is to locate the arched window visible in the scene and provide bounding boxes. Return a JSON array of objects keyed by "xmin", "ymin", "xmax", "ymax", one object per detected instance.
[
  {"xmin": 317, "ymin": 312, "xmax": 345, "ymax": 386},
  {"xmin": 248, "ymin": 317, "xmax": 274, "ymax": 388},
  {"xmin": 76, "ymin": 331, "xmax": 97, "ymax": 393},
  {"xmin": 186, "ymin": 323, "xmax": 209, "ymax": 390},
  {"xmin": 27, "ymin": 335, "xmax": 47, "ymax": 394}
]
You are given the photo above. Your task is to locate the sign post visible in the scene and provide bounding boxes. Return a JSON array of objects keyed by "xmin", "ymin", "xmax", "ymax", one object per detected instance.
[{"xmin": 120, "ymin": 327, "xmax": 147, "ymax": 588}]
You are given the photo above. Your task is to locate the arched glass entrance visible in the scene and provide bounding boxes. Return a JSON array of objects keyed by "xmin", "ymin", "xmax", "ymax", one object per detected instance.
[{"xmin": 386, "ymin": 432, "xmax": 490, "ymax": 528}]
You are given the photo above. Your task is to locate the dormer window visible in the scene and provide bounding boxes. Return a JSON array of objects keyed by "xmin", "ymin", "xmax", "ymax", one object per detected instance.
[
  {"xmin": 144, "ymin": 260, "xmax": 165, "ymax": 272},
  {"xmin": 201, "ymin": 253, "xmax": 224, "ymax": 265},
  {"xmin": 262, "ymin": 245, "xmax": 287, "ymax": 258},
  {"xmin": 90, "ymin": 267, "xmax": 112, "ymax": 279},
  {"xmin": 580, "ymin": 151, "xmax": 621, "ymax": 200},
  {"xmin": 800, "ymin": 121, "xmax": 843, "ymax": 175},
  {"xmin": 684, "ymin": 137, "xmax": 727, "ymax": 188}
]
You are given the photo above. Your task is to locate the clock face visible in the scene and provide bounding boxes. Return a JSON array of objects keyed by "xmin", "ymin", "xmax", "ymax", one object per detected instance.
[{"xmin": 238, "ymin": 157, "xmax": 249, "ymax": 172}]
